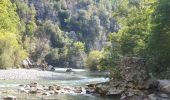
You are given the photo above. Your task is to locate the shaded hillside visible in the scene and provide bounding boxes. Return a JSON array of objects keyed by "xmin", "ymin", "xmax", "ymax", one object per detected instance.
[{"xmin": 9, "ymin": 0, "xmax": 118, "ymax": 68}]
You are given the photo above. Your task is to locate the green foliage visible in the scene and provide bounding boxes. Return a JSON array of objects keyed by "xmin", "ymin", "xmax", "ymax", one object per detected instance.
[
  {"xmin": 100, "ymin": 47, "xmax": 121, "ymax": 71},
  {"xmin": 113, "ymin": 0, "xmax": 155, "ymax": 56},
  {"xmin": 99, "ymin": 0, "xmax": 156, "ymax": 78},
  {"xmin": 26, "ymin": 4, "xmax": 37, "ymax": 36},
  {"xmin": 0, "ymin": 0, "xmax": 20, "ymax": 33},
  {"xmin": 26, "ymin": 21, "xmax": 37, "ymax": 36},
  {"xmin": 99, "ymin": 32, "xmax": 122, "ymax": 72},
  {"xmin": 45, "ymin": 46, "xmax": 69, "ymax": 67},
  {"xmin": 147, "ymin": 0, "xmax": 170, "ymax": 78},
  {"xmin": 13, "ymin": 0, "xmax": 37, "ymax": 36},
  {"xmin": 73, "ymin": 42, "xmax": 85, "ymax": 52},
  {"xmin": 45, "ymin": 49, "xmax": 59, "ymax": 65},
  {"xmin": 86, "ymin": 50, "xmax": 104, "ymax": 71},
  {"xmin": 0, "ymin": 33, "xmax": 27, "ymax": 68},
  {"xmin": 64, "ymin": 0, "xmax": 115, "ymax": 51},
  {"xmin": 3, "ymin": 0, "xmax": 169, "ymax": 79},
  {"xmin": 0, "ymin": 0, "xmax": 28, "ymax": 68},
  {"xmin": 36, "ymin": 21, "xmax": 65, "ymax": 48}
]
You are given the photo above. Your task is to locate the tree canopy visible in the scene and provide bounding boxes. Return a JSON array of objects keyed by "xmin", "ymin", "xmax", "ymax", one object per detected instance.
[{"xmin": 0, "ymin": 0, "xmax": 27, "ymax": 68}]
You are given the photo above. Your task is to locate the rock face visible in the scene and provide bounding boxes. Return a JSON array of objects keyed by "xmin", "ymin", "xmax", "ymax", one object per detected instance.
[
  {"xmin": 158, "ymin": 80, "xmax": 170, "ymax": 93},
  {"xmin": 92, "ymin": 57, "xmax": 164, "ymax": 99},
  {"xmin": 22, "ymin": 58, "xmax": 33, "ymax": 69},
  {"xmin": 119, "ymin": 57, "xmax": 150, "ymax": 88},
  {"xmin": 15, "ymin": 0, "xmax": 116, "ymax": 51}
]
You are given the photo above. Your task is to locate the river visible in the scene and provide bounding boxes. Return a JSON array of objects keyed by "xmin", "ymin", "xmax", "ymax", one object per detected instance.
[{"xmin": 0, "ymin": 68, "xmax": 116, "ymax": 100}]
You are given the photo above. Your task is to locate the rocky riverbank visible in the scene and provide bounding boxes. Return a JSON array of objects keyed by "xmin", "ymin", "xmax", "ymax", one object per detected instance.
[
  {"xmin": 0, "ymin": 57, "xmax": 170, "ymax": 100},
  {"xmin": 17, "ymin": 82, "xmax": 87, "ymax": 96},
  {"xmin": 89, "ymin": 57, "xmax": 170, "ymax": 100},
  {"xmin": 1, "ymin": 80, "xmax": 170, "ymax": 100},
  {"xmin": 91, "ymin": 80, "xmax": 170, "ymax": 100}
]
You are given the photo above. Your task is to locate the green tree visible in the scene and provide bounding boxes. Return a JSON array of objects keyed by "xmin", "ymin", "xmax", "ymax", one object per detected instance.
[
  {"xmin": 73, "ymin": 41, "xmax": 85, "ymax": 52},
  {"xmin": 86, "ymin": 50, "xmax": 103, "ymax": 71},
  {"xmin": 99, "ymin": 0, "xmax": 155, "ymax": 78},
  {"xmin": 148, "ymin": 0, "xmax": 170, "ymax": 78},
  {"xmin": 0, "ymin": 0, "xmax": 28, "ymax": 68},
  {"xmin": 113, "ymin": 0, "xmax": 155, "ymax": 56}
]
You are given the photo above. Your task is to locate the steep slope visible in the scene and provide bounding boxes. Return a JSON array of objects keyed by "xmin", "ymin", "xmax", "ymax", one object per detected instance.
[{"xmin": 10, "ymin": 0, "xmax": 119, "ymax": 68}]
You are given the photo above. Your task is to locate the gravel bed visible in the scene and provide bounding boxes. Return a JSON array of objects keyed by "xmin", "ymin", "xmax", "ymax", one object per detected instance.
[{"xmin": 0, "ymin": 69, "xmax": 64, "ymax": 80}]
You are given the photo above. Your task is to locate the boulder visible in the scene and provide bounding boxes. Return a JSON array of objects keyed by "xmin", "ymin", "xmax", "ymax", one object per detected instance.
[
  {"xmin": 22, "ymin": 60, "xmax": 29, "ymax": 68},
  {"xmin": 54, "ymin": 90, "xmax": 59, "ymax": 94},
  {"xmin": 24, "ymin": 85, "xmax": 31, "ymax": 90},
  {"xmin": 18, "ymin": 84, "xmax": 24, "ymax": 87},
  {"xmin": 95, "ymin": 87, "xmax": 108, "ymax": 96},
  {"xmin": 47, "ymin": 65, "xmax": 55, "ymax": 71},
  {"xmin": 48, "ymin": 91, "xmax": 55, "ymax": 94},
  {"xmin": 74, "ymin": 87, "xmax": 82, "ymax": 93},
  {"xmin": 81, "ymin": 87, "xmax": 87, "ymax": 94},
  {"xmin": 119, "ymin": 57, "xmax": 151, "ymax": 89},
  {"xmin": 90, "ymin": 57, "xmax": 160, "ymax": 99},
  {"xmin": 56, "ymin": 86, "xmax": 61, "ymax": 90},
  {"xmin": 121, "ymin": 95, "xmax": 149, "ymax": 100},
  {"xmin": 158, "ymin": 80, "xmax": 170, "ymax": 93},
  {"xmin": 85, "ymin": 88, "xmax": 95, "ymax": 94},
  {"xmin": 29, "ymin": 87, "xmax": 37, "ymax": 94},
  {"xmin": 64, "ymin": 87, "xmax": 71, "ymax": 91},
  {"xmin": 53, "ymin": 84, "xmax": 61, "ymax": 90},
  {"xmin": 4, "ymin": 96, "xmax": 16, "ymax": 100},
  {"xmin": 143, "ymin": 79, "xmax": 159, "ymax": 89},
  {"xmin": 22, "ymin": 58, "xmax": 33, "ymax": 69},
  {"xmin": 42, "ymin": 92, "xmax": 51, "ymax": 96},
  {"xmin": 106, "ymin": 89, "xmax": 123, "ymax": 96},
  {"xmin": 37, "ymin": 90, "xmax": 43, "ymax": 93},
  {"xmin": 49, "ymin": 86, "xmax": 55, "ymax": 91},
  {"xmin": 86, "ymin": 84, "xmax": 96, "ymax": 88},
  {"xmin": 43, "ymin": 85, "xmax": 49, "ymax": 90},
  {"xmin": 159, "ymin": 93, "xmax": 169, "ymax": 98},
  {"xmin": 148, "ymin": 94, "xmax": 158, "ymax": 100},
  {"xmin": 66, "ymin": 68, "xmax": 73, "ymax": 72},
  {"xmin": 30, "ymin": 82, "xmax": 39, "ymax": 87},
  {"xmin": 37, "ymin": 86, "xmax": 44, "ymax": 91},
  {"xmin": 18, "ymin": 87, "xmax": 25, "ymax": 92}
]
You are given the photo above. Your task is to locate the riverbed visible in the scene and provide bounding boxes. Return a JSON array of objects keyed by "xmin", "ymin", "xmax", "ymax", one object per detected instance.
[{"xmin": 0, "ymin": 68, "xmax": 115, "ymax": 100}]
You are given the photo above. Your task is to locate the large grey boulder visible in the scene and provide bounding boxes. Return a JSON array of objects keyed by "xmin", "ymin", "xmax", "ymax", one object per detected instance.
[
  {"xmin": 22, "ymin": 58, "xmax": 33, "ymax": 68},
  {"xmin": 119, "ymin": 57, "xmax": 149, "ymax": 83},
  {"xmin": 119, "ymin": 57, "xmax": 158, "ymax": 89},
  {"xmin": 4, "ymin": 96, "xmax": 16, "ymax": 100},
  {"xmin": 148, "ymin": 94, "xmax": 157, "ymax": 100},
  {"xmin": 158, "ymin": 80, "xmax": 170, "ymax": 93}
]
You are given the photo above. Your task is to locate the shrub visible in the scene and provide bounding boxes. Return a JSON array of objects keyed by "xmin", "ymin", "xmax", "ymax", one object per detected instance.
[{"xmin": 86, "ymin": 50, "xmax": 103, "ymax": 71}]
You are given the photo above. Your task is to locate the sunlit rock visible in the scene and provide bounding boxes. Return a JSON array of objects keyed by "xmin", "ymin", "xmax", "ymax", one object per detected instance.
[{"xmin": 4, "ymin": 95, "xmax": 16, "ymax": 100}]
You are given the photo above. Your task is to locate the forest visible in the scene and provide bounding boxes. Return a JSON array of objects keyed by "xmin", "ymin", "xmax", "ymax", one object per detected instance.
[
  {"xmin": 1, "ymin": 0, "xmax": 169, "ymax": 78},
  {"xmin": 0, "ymin": 0, "xmax": 170, "ymax": 99}
]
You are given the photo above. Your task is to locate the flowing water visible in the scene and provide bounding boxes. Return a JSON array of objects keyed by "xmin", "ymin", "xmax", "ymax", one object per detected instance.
[{"xmin": 0, "ymin": 68, "xmax": 116, "ymax": 100}]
